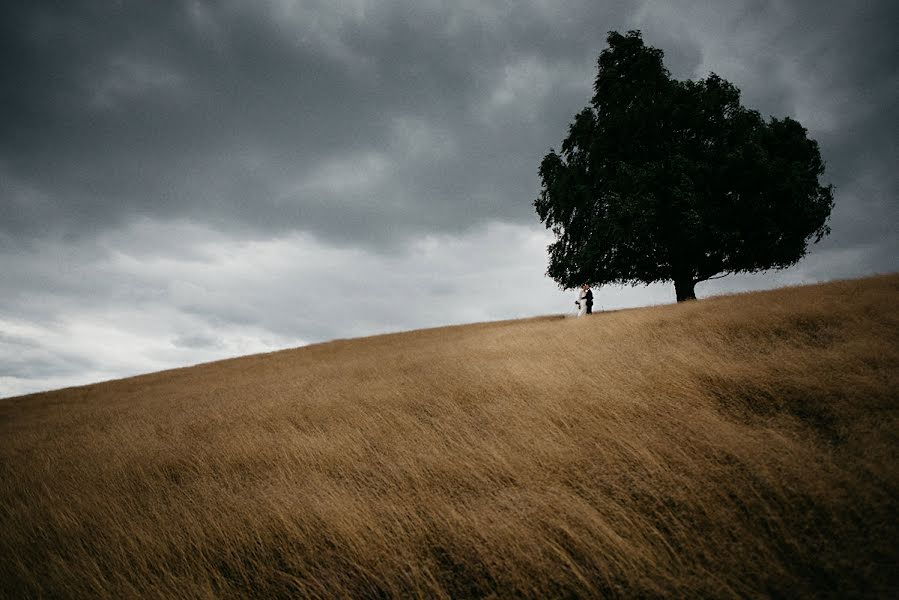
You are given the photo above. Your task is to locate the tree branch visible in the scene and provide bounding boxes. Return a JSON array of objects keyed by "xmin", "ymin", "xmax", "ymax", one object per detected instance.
[{"xmin": 703, "ymin": 272, "xmax": 731, "ymax": 281}]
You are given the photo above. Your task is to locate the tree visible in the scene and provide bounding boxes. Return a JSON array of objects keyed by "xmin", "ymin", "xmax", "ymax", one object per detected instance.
[{"xmin": 535, "ymin": 31, "xmax": 834, "ymax": 301}]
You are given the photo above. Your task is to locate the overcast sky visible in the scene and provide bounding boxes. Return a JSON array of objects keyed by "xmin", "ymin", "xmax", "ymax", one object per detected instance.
[{"xmin": 2, "ymin": 0, "xmax": 897, "ymax": 398}]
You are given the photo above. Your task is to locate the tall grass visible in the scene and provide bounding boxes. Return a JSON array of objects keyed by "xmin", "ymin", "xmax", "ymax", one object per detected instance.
[{"xmin": 1, "ymin": 274, "xmax": 897, "ymax": 598}]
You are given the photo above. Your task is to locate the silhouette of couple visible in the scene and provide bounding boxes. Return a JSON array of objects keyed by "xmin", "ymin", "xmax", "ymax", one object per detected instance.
[{"xmin": 575, "ymin": 285, "xmax": 594, "ymax": 317}]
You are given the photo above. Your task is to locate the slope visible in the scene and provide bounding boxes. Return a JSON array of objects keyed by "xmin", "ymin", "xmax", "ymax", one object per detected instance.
[{"xmin": 1, "ymin": 274, "xmax": 897, "ymax": 598}]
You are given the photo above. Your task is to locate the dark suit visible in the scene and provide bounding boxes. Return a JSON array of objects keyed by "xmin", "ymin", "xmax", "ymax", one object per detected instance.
[{"xmin": 585, "ymin": 289, "xmax": 593, "ymax": 314}]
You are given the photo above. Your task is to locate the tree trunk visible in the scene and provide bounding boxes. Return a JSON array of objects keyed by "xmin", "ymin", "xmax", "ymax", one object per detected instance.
[{"xmin": 674, "ymin": 277, "xmax": 696, "ymax": 302}]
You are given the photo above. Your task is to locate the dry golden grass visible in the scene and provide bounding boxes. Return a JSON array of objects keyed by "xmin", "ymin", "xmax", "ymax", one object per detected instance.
[{"xmin": 1, "ymin": 274, "xmax": 898, "ymax": 598}]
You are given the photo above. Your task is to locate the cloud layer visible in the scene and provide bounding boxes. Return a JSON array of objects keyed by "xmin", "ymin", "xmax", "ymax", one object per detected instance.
[{"xmin": 2, "ymin": 0, "xmax": 897, "ymax": 396}]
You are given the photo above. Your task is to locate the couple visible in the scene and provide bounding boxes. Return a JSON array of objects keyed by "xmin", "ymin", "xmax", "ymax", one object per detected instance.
[{"xmin": 574, "ymin": 285, "xmax": 594, "ymax": 317}]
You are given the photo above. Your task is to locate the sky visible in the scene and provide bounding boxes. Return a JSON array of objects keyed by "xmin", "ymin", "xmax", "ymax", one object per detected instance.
[{"xmin": 2, "ymin": 0, "xmax": 897, "ymax": 398}]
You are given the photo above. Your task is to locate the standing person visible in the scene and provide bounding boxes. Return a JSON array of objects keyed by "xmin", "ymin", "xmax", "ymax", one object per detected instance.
[
  {"xmin": 583, "ymin": 285, "xmax": 594, "ymax": 314},
  {"xmin": 576, "ymin": 287, "xmax": 587, "ymax": 317}
]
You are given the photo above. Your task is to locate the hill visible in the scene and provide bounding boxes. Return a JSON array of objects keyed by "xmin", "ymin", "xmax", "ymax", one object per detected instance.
[{"xmin": 1, "ymin": 275, "xmax": 897, "ymax": 598}]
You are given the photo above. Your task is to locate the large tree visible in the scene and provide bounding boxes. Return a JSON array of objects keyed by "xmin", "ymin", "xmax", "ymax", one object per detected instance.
[{"xmin": 535, "ymin": 31, "xmax": 834, "ymax": 301}]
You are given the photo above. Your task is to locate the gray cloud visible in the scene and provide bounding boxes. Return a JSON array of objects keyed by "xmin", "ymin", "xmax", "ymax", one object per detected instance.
[
  {"xmin": 1, "ymin": 0, "xmax": 897, "ymax": 397},
  {"xmin": 0, "ymin": 220, "xmax": 568, "ymax": 397},
  {"xmin": 0, "ymin": 1, "xmax": 630, "ymax": 247}
]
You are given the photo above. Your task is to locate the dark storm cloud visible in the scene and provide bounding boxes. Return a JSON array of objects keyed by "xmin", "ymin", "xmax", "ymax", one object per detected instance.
[
  {"xmin": 2, "ymin": 0, "xmax": 895, "ymax": 257},
  {"xmin": 0, "ymin": 0, "xmax": 636, "ymax": 248}
]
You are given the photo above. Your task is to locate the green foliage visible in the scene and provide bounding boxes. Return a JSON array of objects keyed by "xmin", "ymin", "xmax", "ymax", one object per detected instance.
[{"xmin": 535, "ymin": 31, "xmax": 834, "ymax": 300}]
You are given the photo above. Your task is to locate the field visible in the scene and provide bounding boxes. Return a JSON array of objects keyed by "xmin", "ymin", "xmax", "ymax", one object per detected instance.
[{"xmin": 1, "ymin": 274, "xmax": 897, "ymax": 598}]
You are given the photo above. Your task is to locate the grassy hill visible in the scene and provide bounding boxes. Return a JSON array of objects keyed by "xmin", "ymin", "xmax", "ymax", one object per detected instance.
[{"xmin": 1, "ymin": 274, "xmax": 897, "ymax": 598}]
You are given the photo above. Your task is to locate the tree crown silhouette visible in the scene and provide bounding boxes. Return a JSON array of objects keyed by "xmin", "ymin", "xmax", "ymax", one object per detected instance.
[{"xmin": 535, "ymin": 31, "xmax": 834, "ymax": 301}]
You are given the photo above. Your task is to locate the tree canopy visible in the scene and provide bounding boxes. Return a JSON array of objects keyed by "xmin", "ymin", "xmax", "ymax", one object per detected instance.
[{"xmin": 535, "ymin": 31, "xmax": 834, "ymax": 301}]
